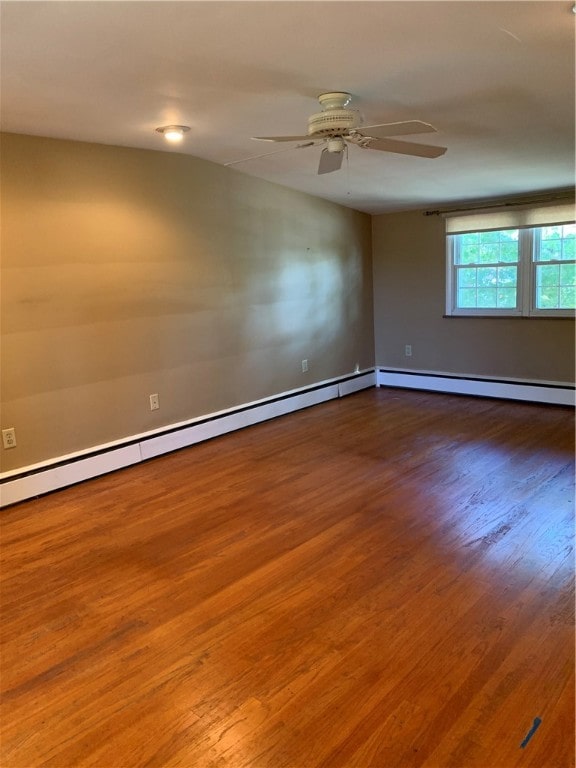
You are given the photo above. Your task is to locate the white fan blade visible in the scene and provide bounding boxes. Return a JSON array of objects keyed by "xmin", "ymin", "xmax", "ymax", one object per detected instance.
[
  {"xmin": 358, "ymin": 120, "xmax": 437, "ymax": 138},
  {"xmin": 225, "ymin": 142, "xmax": 316, "ymax": 166},
  {"xmin": 252, "ymin": 134, "xmax": 312, "ymax": 143},
  {"xmin": 318, "ymin": 149, "xmax": 344, "ymax": 175},
  {"xmin": 355, "ymin": 136, "xmax": 447, "ymax": 158}
]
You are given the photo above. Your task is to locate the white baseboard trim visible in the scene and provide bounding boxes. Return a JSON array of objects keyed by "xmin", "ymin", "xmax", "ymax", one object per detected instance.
[
  {"xmin": 5, "ymin": 365, "xmax": 569, "ymax": 508},
  {"xmin": 377, "ymin": 368, "xmax": 575, "ymax": 406},
  {"xmin": 0, "ymin": 370, "xmax": 376, "ymax": 508}
]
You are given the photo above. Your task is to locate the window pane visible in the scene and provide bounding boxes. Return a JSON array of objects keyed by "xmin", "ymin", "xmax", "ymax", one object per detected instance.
[
  {"xmin": 458, "ymin": 288, "xmax": 477, "ymax": 307},
  {"xmin": 537, "ymin": 264, "xmax": 559, "ymax": 287},
  {"xmin": 536, "ymin": 223, "xmax": 576, "ymax": 262},
  {"xmin": 559, "ymin": 287, "xmax": 576, "ymax": 308},
  {"xmin": 563, "ymin": 238, "xmax": 575, "ymax": 259},
  {"xmin": 537, "ymin": 285, "xmax": 560, "ymax": 308},
  {"xmin": 540, "ymin": 240, "xmax": 562, "ymax": 261},
  {"xmin": 458, "ymin": 267, "xmax": 477, "ymax": 287},
  {"xmin": 479, "ymin": 244, "xmax": 500, "ymax": 262},
  {"xmin": 536, "ymin": 261, "xmax": 576, "ymax": 309},
  {"xmin": 559, "ymin": 262, "xmax": 576, "ymax": 309},
  {"xmin": 497, "ymin": 266, "xmax": 517, "ymax": 286},
  {"xmin": 560, "ymin": 263, "xmax": 575, "ymax": 286},
  {"xmin": 560, "ymin": 223, "xmax": 575, "ymax": 259},
  {"xmin": 455, "ymin": 229, "xmax": 519, "ymax": 265},
  {"xmin": 500, "ymin": 243, "xmax": 519, "ymax": 262},
  {"xmin": 478, "ymin": 267, "xmax": 497, "ymax": 286},
  {"xmin": 455, "ymin": 262, "xmax": 517, "ymax": 310},
  {"xmin": 541, "ymin": 225, "xmax": 563, "ymax": 240},
  {"xmin": 479, "ymin": 231, "xmax": 501, "ymax": 244},
  {"xmin": 497, "ymin": 288, "xmax": 516, "ymax": 308},
  {"xmin": 477, "ymin": 287, "xmax": 497, "ymax": 307},
  {"xmin": 460, "ymin": 245, "xmax": 480, "ymax": 264}
]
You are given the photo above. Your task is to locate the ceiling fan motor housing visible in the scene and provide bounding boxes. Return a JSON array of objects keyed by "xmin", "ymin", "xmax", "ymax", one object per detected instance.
[
  {"xmin": 307, "ymin": 91, "xmax": 359, "ymax": 138},
  {"xmin": 307, "ymin": 109, "xmax": 359, "ymax": 137}
]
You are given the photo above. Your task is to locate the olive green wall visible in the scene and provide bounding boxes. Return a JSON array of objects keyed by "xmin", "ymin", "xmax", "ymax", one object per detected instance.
[
  {"xmin": 1, "ymin": 133, "xmax": 374, "ymax": 471},
  {"xmin": 372, "ymin": 210, "xmax": 575, "ymax": 382}
]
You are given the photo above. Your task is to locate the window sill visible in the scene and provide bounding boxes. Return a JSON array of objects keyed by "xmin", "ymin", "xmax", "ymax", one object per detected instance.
[{"xmin": 443, "ymin": 314, "xmax": 575, "ymax": 319}]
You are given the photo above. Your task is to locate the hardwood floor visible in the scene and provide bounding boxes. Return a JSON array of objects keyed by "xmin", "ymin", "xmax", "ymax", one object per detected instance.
[{"xmin": 1, "ymin": 388, "xmax": 574, "ymax": 768}]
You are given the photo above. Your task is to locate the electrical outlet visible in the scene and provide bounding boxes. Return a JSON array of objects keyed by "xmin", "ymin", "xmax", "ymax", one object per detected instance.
[
  {"xmin": 2, "ymin": 428, "xmax": 17, "ymax": 449},
  {"xmin": 405, "ymin": 345, "xmax": 412, "ymax": 357},
  {"xmin": 301, "ymin": 359, "xmax": 308, "ymax": 373},
  {"xmin": 149, "ymin": 393, "xmax": 160, "ymax": 411}
]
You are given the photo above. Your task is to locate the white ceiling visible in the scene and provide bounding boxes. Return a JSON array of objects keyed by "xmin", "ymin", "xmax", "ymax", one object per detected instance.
[{"xmin": 1, "ymin": 1, "xmax": 574, "ymax": 214}]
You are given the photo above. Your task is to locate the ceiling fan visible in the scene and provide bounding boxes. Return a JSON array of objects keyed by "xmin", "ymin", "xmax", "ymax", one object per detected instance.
[{"xmin": 249, "ymin": 92, "xmax": 447, "ymax": 175}]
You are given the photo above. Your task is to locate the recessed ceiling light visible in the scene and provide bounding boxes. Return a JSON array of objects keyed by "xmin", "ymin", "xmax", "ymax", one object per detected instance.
[{"xmin": 155, "ymin": 125, "xmax": 190, "ymax": 143}]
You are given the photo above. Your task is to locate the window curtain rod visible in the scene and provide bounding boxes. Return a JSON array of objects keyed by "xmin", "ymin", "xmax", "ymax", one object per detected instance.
[{"xmin": 424, "ymin": 192, "xmax": 575, "ymax": 217}]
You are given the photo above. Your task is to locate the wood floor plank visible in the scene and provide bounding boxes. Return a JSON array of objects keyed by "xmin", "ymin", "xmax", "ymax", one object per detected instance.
[{"xmin": 1, "ymin": 388, "xmax": 574, "ymax": 767}]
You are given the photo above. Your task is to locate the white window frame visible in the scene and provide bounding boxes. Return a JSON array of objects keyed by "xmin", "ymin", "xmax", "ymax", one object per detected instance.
[
  {"xmin": 445, "ymin": 203, "xmax": 576, "ymax": 318},
  {"xmin": 529, "ymin": 227, "xmax": 576, "ymax": 317},
  {"xmin": 446, "ymin": 230, "xmax": 526, "ymax": 317}
]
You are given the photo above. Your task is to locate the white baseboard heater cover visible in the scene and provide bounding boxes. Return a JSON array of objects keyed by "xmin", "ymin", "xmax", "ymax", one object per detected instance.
[
  {"xmin": 1, "ymin": 370, "xmax": 376, "ymax": 508},
  {"xmin": 377, "ymin": 368, "xmax": 575, "ymax": 407},
  {"xmin": 3, "ymin": 367, "xmax": 572, "ymax": 508}
]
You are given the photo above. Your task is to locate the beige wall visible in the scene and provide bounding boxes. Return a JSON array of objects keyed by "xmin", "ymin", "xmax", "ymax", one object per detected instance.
[
  {"xmin": 372, "ymin": 210, "xmax": 575, "ymax": 382},
  {"xmin": 1, "ymin": 133, "xmax": 374, "ymax": 471}
]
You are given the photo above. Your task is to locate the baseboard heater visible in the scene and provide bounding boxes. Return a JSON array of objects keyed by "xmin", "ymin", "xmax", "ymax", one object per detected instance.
[
  {"xmin": 2, "ymin": 367, "xmax": 573, "ymax": 508},
  {"xmin": 377, "ymin": 368, "xmax": 575, "ymax": 407},
  {"xmin": 0, "ymin": 370, "xmax": 376, "ymax": 508}
]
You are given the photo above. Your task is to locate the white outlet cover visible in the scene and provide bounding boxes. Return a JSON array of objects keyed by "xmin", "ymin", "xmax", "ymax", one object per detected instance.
[
  {"xmin": 2, "ymin": 428, "xmax": 17, "ymax": 449},
  {"xmin": 149, "ymin": 394, "xmax": 160, "ymax": 410}
]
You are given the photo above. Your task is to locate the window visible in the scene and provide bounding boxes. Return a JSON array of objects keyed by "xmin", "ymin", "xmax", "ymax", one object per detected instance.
[
  {"xmin": 454, "ymin": 229, "xmax": 520, "ymax": 311},
  {"xmin": 446, "ymin": 202, "xmax": 576, "ymax": 317},
  {"xmin": 534, "ymin": 225, "xmax": 576, "ymax": 311}
]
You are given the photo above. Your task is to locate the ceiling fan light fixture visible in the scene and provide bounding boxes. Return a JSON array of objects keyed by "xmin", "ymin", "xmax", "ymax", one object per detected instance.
[
  {"xmin": 327, "ymin": 137, "xmax": 345, "ymax": 153},
  {"xmin": 155, "ymin": 125, "xmax": 190, "ymax": 143}
]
